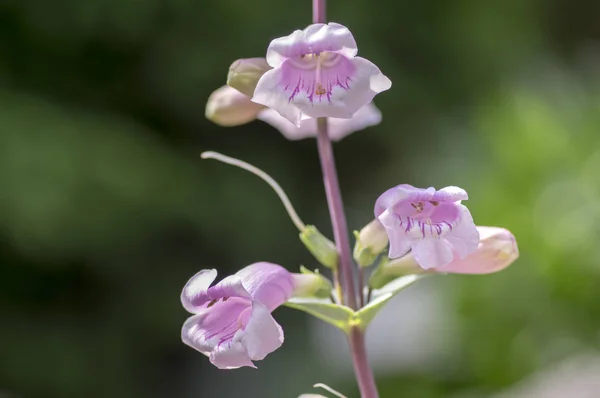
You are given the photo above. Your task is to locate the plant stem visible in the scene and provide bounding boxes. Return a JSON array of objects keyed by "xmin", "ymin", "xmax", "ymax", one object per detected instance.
[
  {"xmin": 313, "ymin": 0, "xmax": 326, "ymax": 23},
  {"xmin": 201, "ymin": 151, "xmax": 306, "ymax": 231},
  {"xmin": 349, "ymin": 327, "xmax": 380, "ymax": 398},
  {"xmin": 316, "ymin": 118, "xmax": 357, "ymax": 310},
  {"xmin": 311, "ymin": 2, "xmax": 379, "ymax": 397}
]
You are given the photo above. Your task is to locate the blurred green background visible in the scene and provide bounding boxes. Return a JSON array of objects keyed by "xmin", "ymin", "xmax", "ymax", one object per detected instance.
[{"xmin": 1, "ymin": 0, "xmax": 600, "ymax": 397}]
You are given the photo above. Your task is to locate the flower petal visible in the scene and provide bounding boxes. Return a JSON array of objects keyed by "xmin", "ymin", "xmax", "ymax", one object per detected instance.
[
  {"xmin": 303, "ymin": 22, "xmax": 358, "ymax": 59},
  {"xmin": 330, "ymin": 56, "xmax": 391, "ymax": 117},
  {"xmin": 436, "ymin": 227, "xmax": 518, "ymax": 275},
  {"xmin": 252, "ymin": 67, "xmax": 304, "ymax": 126},
  {"xmin": 181, "ymin": 297, "xmax": 251, "ymax": 359},
  {"xmin": 257, "ymin": 102, "xmax": 381, "ymax": 141},
  {"xmin": 374, "ymin": 185, "xmax": 433, "ymax": 217},
  {"xmin": 235, "ymin": 262, "xmax": 294, "ymax": 311},
  {"xmin": 432, "ymin": 186, "xmax": 469, "ymax": 202},
  {"xmin": 290, "ymin": 56, "xmax": 390, "ymax": 121},
  {"xmin": 241, "ymin": 301, "xmax": 285, "ymax": 361},
  {"xmin": 412, "ymin": 238, "xmax": 455, "ymax": 269},
  {"xmin": 328, "ymin": 102, "xmax": 382, "ymax": 141},
  {"xmin": 207, "ymin": 274, "xmax": 253, "ymax": 301},
  {"xmin": 266, "ymin": 29, "xmax": 308, "ymax": 67},
  {"xmin": 386, "ymin": 227, "xmax": 412, "ymax": 258},
  {"xmin": 445, "ymin": 205, "xmax": 480, "ymax": 258},
  {"xmin": 210, "ymin": 337, "xmax": 256, "ymax": 369},
  {"xmin": 181, "ymin": 269, "xmax": 218, "ymax": 313}
]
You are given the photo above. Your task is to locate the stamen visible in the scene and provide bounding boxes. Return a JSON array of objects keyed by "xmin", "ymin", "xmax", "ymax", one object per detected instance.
[
  {"xmin": 207, "ymin": 299, "xmax": 218, "ymax": 308},
  {"xmin": 315, "ymin": 83, "xmax": 326, "ymax": 95},
  {"xmin": 411, "ymin": 202, "xmax": 424, "ymax": 212}
]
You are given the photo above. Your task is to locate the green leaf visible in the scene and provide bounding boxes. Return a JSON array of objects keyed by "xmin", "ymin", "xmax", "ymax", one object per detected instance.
[
  {"xmin": 353, "ymin": 274, "xmax": 426, "ymax": 330},
  {"xmin": 284, "ymin": 297, "xmax": 354, "ymax": 333}
]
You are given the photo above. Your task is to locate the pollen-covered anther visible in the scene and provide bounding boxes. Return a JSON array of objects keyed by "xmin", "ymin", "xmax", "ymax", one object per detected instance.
[
  {"xmin": 411, "ymin": 202, "xmax": 425, "ymax": 212},
  {"xmin": 315, "ymin": 83, "xmax": 327, "ymax": 95}
]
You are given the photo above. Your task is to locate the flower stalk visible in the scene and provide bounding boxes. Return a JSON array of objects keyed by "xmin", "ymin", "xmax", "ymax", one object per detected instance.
[{"xmin": 311, "ymin": 1, "xmax": 379, "ymax": 396}]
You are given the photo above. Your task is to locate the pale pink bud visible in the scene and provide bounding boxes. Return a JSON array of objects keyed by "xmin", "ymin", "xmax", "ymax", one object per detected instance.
[{"xmin": 205, "ymin": 86, "xmax": 265, "ymax": 127}]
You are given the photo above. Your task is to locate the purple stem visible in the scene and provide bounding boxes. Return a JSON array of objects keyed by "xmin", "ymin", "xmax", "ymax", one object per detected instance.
[
  {"xmin": 312, "ymin": 0, "xmax": 326, "ymax": 24},
  {"xmin": 316, "ymin": 118, "xmax": 357, "ymax": 310},
  {"xmin": 349, "ymin": 327, "xmax": 380, "ymax": 398},
  {"xmin": 311, "ymin": 3, "xmax": 379, "ymax": 397}
]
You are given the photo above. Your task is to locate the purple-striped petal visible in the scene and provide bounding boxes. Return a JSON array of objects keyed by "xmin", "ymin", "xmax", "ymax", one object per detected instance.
[{"xmin": 181, "ymin": 297, "xmax": 252, "ymax": 360}]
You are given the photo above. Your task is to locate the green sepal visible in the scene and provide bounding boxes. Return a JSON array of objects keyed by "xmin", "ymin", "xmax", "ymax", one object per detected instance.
[
  {"xmin": 299, "ymin": 225, "xmax": 338, "ymax": 270},
  {"xmin": 284, "ymin": 297, "xmax": 354, "ymax": 333},
  {"xmin": 286, "ymin": 274, "xmax": 426, "ymax": 333},
  {"xmin": 291, "ymin": 266, "xmax": 334, "ymax": 299},
  {"xmin": 353, "ymin": 230, "xmax": 379, "ymax": 267}
]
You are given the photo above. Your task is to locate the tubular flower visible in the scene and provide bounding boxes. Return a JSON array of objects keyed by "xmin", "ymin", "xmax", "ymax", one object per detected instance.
[
  {"xmin": 252, "ymin": 23, "xmax": 391, "ymax": 126},
  {"xmin": 375, "ymin": 185, "xmax": 480, "ymax": 269},
  {"xmin": 258, "ymin": 102, "xmax": 381, "ymax": 141},
  {"xmin": 181, "ymin": 262, "xmax": 294, "ymax": 369}
]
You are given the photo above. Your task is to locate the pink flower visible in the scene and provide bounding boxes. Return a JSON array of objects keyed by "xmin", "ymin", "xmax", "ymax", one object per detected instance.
[
  {"xmin": 375, "ymin": 184, "xmax": 480, "ymax": 269},
  {"xmin": 181, "ymin": 262, "xmax": 293, "ymax": 369},
  {"xmin": 257, "ymin": 102, "xmax": 381, "ymax": 141},
  {"xmin": 252, "ymin": 23, "xmax": 391, "ymax": 126}
]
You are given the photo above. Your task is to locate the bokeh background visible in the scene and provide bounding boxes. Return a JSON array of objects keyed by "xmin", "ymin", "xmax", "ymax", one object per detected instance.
[{"xmin": 1, "ymin": 0, "xmax": 600, "ymax": 397}]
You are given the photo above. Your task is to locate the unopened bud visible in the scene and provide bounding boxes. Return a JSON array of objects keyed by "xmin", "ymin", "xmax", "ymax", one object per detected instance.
[
  {"xmin": 227, "ymin": 58, "xmax": 271, "ymax": 97},
  {"xmin": 353, "ymin": 219, "xmax": 389, "ymax": 267},
  {"xmin": 205, "ymin": 86, "xmax": 265, "ymax": 127},
  {"xmin": 291, "ymin": 266, "xmax": 333, "ymax": 299},
  {"xmin": 300, "ymin": 225, "xmax": 338, "ymax": 269},
  {"xmin": 369, "ymin": 226, "xmax": 519, "ymax": 289}
]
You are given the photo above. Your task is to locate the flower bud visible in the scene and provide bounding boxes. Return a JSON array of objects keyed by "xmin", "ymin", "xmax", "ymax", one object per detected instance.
[
  {"xmin": 291, "ymin": 266, "xmax": 333, "ymax": 299},
  {"xmin": 205, "ymin": 86, "xmax": 265, "ymax": 127},
  {"xmin": 369, "ymin": 226, "xmax": 519, "ymax": 289},
  {"xmin": 227, "ymin": 58, "xmax": 271, "ymax": 97},
  {"xmin": 300, "ymin": 225, "xmax": 338, "ymax": 270},
  {"xmin": 353, "ymin": 219, "xmax": 389, "ymax": 267}
]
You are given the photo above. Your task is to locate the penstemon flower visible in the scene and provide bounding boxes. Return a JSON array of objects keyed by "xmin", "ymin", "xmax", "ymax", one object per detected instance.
[
  {"xmin": 181, "ymin": 262, "xmax": 293, "ymax": 369},
  {"xmin": 252, "ymin": 23, "xmax": 391, "ymax": 126},
  {"xmin": 375, "ymin": 184, "xmax": 480, "ymax": 269}
]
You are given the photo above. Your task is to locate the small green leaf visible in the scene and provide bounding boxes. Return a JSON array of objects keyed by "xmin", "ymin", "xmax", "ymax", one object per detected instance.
[
  {"xmin": 353, "ymin": 275, "xmax": 426, "ymax": 330},
  {"xmin": 284, "ymin": 297, "xmax": 353, "ymax": 333}
]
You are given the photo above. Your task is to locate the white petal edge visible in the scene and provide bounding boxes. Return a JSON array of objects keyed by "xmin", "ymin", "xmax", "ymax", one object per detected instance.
[
  {"xmin": 181, "ymin": 269, "xmax": 218, "ymax": 313},
  {"xmin": 241, "ymin": 302, "xmax": 284, "ymax": 361}
]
